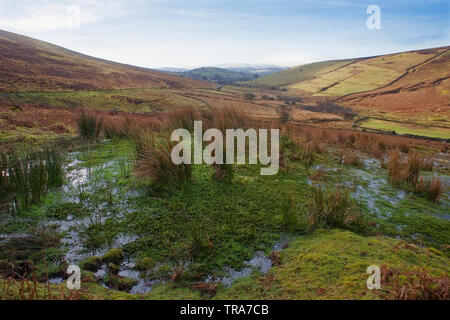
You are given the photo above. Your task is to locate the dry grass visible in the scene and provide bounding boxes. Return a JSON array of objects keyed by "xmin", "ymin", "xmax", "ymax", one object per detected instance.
[
  {"xmin": 415, "ymin": 177, "xmax": 444, "ymax": 203},
  {"xmin": 133, "ymin": 132, "xmax": 192, "ymax": 188},
  {"xmin": 379, "ymin": 264, "xmax": 449, "ymax": 300}
]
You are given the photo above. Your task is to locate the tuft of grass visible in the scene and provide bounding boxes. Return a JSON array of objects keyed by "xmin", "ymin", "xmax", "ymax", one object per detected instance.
[
  {"xmin": 76, "ymin": 110, "xmax": 104, "ymax": 141},
  {"xmin": 0, "ymin": 152, "xmax": 11, "ymax": 204},
  {"xmin": 305, "ymin": 185, "xmax": 365, "ymax": 231},
  {"xmin": 133, "ymin": 132, "xmax": 191, "ymax": 188},
  {"xmin": 7, "ymin": 150, "xmax": 48, "ymax": 210},
  {"xmin": 415, "ymin": 177, "xmax": 444, "ymax": 203},
  {"xmin": 43, "ymin": 143, "xmax": 65, "ymax": 188}
]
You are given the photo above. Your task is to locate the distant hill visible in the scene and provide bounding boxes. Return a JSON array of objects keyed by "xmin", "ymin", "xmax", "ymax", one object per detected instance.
[
  {"xmin": 214, "ymin": 64, "xmax": 286, "ymax": 77},
  {"xmin": 173, "ymin": 67, "xmax": 259, "ymax": 85},
  {"xmin": 249, "ymin": 46, "xmax": 450, "ymax": 125},
  {"xmin": 0, "ymin": 30, "xmax": 210, "ymax": 91},
  {"xmin": 168, "ymin": 65, "xmax": 286, "ymax": 85}
]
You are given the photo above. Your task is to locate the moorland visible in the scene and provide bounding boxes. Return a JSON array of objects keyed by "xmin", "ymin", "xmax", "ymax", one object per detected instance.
[{"xmin": 0, "ymin": 30, "xmax": 448, "ymax": 300}]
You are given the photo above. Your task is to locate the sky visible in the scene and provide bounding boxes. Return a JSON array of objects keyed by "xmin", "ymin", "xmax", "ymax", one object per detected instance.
[{"xmin": 0, "ymin": 0, "xmax": 449, "ymax": 69}]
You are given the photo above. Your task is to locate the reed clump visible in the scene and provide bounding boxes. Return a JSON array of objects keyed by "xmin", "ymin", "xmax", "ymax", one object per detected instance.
[
  {"xmin": 76, "ymin": 110, "xmax": 104, "ymax": 141},
  {"xmin": 305, "ymin": 185, "xmax": 365, "ymax": 231}
]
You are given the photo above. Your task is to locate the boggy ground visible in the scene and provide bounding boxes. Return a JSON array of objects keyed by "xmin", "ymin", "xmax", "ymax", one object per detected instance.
[{"xmin": 0, "ymin": 119, "xmax": 448, "ymax": 299}]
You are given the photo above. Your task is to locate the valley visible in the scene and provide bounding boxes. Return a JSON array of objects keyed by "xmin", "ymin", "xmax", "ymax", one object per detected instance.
[{"xmin": 0, "ymin": 29, "xmax": 448, "ymax": 301}]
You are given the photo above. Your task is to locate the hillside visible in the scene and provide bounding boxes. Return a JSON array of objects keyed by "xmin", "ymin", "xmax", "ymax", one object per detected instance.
[
  {"xmin": 247, "ymin": 59, "xmax": 358, "ymax": 87},
  {"xmin": 0, "ymin": 30, "xmax": 211, "ymax": 91},
  {"xmin": 173, "ymin": 67, "xmax": 259, "ymax": 85},
  {"xmin": 248, "ymin": 47, "xmax": 450, "ymax": 126}
]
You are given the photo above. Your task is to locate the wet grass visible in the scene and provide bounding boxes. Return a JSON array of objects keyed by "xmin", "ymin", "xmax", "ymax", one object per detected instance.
[{"xmin": 0, "ymin": 135, "xmax": 448, "ymax": 298}]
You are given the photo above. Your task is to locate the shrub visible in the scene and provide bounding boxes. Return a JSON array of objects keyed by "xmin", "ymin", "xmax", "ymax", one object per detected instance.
[
  {"xmin": 80, "ymin": 256, "xmax": 102, "ymax": 272},
  {"xmin": 101, "ymin": 249, "xmax": 124, "ymax": 264},
  {"xmin": 244, "ymin": 93, "xmax": 255, "ymax": 100},
  {"xmin": 76, "ymin": 110, "xmax": 104, "ymax": 140},
  {"xmin": 104, "ymin": 274, "xmax": 137, "ymax": 292}
]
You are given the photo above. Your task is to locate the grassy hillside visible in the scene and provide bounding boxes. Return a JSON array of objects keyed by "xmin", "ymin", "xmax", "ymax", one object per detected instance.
[
  {"xmin": 340, "ymin": 48, "xmax": 450, "ymax": 126},
  {"xmin": 247, "ymin": 46, "xmax": 450, "ymax": 127},
  {"xmin": 0, "ymin": 30, "xmax": 210, "ymax": 91},
  {"xmin": 247, "ymin": 59, "xmax": 357, "ymax": 87}
]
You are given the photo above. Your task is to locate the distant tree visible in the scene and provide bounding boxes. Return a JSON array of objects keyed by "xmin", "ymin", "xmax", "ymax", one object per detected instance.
[{"xmin": 244, "ymin": 93, "xmax": 256, "ymax": 100}]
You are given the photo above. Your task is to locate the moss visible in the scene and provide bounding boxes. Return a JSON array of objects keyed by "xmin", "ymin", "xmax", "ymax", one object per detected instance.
[
  {"xmin": 108, "ymin": 263, "xmax": 120, "ymax": 275},
  {"xmin": 104, "ymin": 274, "xmax": 137, "ymax": 292},
  {"xmin": 45, "ymin": 202, "xmax": 87, "ymax": 219},
  {"xmin": 101, "ymin": 249, "xmax": 124, "ymax": 264},
  {"xmin": 80, "ymin": 256, "xmax": 102, "ymax": 272},
  {"xmin": 82, "ymin": 271, "xmax": 98, "ymax": 283},
  {"xmin": 136, "ymin": 257, "xmax": 155, "ymax": 271},
  {"xmin": 216, "ymin": 229, "xmax": 449, "ymax": 300}
]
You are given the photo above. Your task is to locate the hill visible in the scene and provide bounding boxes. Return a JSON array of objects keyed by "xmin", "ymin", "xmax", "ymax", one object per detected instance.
[
  {"xmin": 173, "ymin": 67, "xmax": 259, "ymax": 85},
  {"xmin": 0, "ymin": 30, "xmax": 210, "ymax": 91},
  {"xmin": 247, "ymin": 47, "xmax": 450, "ymax": 126}
]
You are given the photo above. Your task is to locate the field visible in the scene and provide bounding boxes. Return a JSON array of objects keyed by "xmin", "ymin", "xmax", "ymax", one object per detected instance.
[
  {"xmin": 0, "ymin": 30, "xmax": 449, "ymax": 301},
  {"xmin": 357, "ymin": 118, "xmax": 450, "ymax": 140}
]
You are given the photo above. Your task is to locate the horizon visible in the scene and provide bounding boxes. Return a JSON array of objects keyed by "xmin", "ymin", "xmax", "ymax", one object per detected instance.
[{"xmin": 0, "ymin": 0, "xmax": 448, "ymax": 69}]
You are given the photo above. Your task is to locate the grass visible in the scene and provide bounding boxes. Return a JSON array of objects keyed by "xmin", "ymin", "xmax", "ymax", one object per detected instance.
[
  {"xmin": 133, "ymin": 132, "xmax": 192, "ymax": 188},
  {"xmin": 0, "ymin": 112, "xmax": 448, "ymax": 300},
  {"xmin": 76, "ymin": 110, "xmax": 104, "ymax": 141},
  {"xmin": 6, "ymin": 228, "xmax": 445, "ymax": 300},
  {"xmin": 305, "ymin": 185, "xmax": 366, "ymax": 231},
  {"xmin": 217, "ymin": 229, "xmax": 449, "ymax": 300},
  {"xmin": 247, "ymin": 59, "xmax": 355, "ymax": 87}
]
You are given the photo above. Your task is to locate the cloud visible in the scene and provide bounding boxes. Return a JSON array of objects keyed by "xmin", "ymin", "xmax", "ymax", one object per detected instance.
[{"xmin": 0, "ymin": 0, "xmax": 128, "ymax": 32}]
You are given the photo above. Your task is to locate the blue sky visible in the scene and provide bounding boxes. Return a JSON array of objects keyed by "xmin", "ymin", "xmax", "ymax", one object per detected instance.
[{"xmin": 0, "ymin": 0, "xmax": 448, "ymax": 68}]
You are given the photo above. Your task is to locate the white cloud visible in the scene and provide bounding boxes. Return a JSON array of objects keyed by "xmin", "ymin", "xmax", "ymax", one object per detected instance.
[{"xmin": 0, "ymin": 0, "xmax": 127, "ymax": 32}]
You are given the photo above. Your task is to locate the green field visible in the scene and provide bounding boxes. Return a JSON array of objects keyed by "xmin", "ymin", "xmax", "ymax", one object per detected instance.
[{"xmin": 358, "ymin": 118, "xmax": 450, "ymax": 140}]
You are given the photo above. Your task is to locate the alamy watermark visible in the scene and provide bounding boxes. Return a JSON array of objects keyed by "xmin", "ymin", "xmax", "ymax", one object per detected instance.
[
  {"xmin": 171, "ymin": 121, "xmax": 280, "ymax": 175},
  {"xmin": 66, "ymin": 5, "xmax": 82, "ymax": 30},
  {"xmin": 366, "ymin": 265, "xmax": 381, "ymax": 290},
  {"xmin": 367, "ymin": 5, "xmax": 381, "ymax": 30},
  {"xmin": 66, "ymin": 264, "xmax": 81, "ymax": 290}
]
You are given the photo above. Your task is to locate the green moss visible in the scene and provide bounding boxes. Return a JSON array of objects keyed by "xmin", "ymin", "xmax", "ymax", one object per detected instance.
[
  {"xmin": 102, "ymin": 249, "xmax": 124, "ymax": 264},
  {"xmin": 80, "ymin": 256, "xmax": 102, "ymax": 272},
  {"xmin": 45, "ymin": 202, "xmax": 87, "ymax": 219},
  {"xmin": 108, "ymin": 263, "xmax": 120, "ymax": 275},
  {"xmin": 217, "ymin": 229, "xmax": 450, "ymax": 300},
  {"xmin": 104, "ymin": 274, "xmax": 137, "ymax": 292},
  {"xmin": 136, "ymin": 257, "xmax": 155, "ymax": 271}
]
